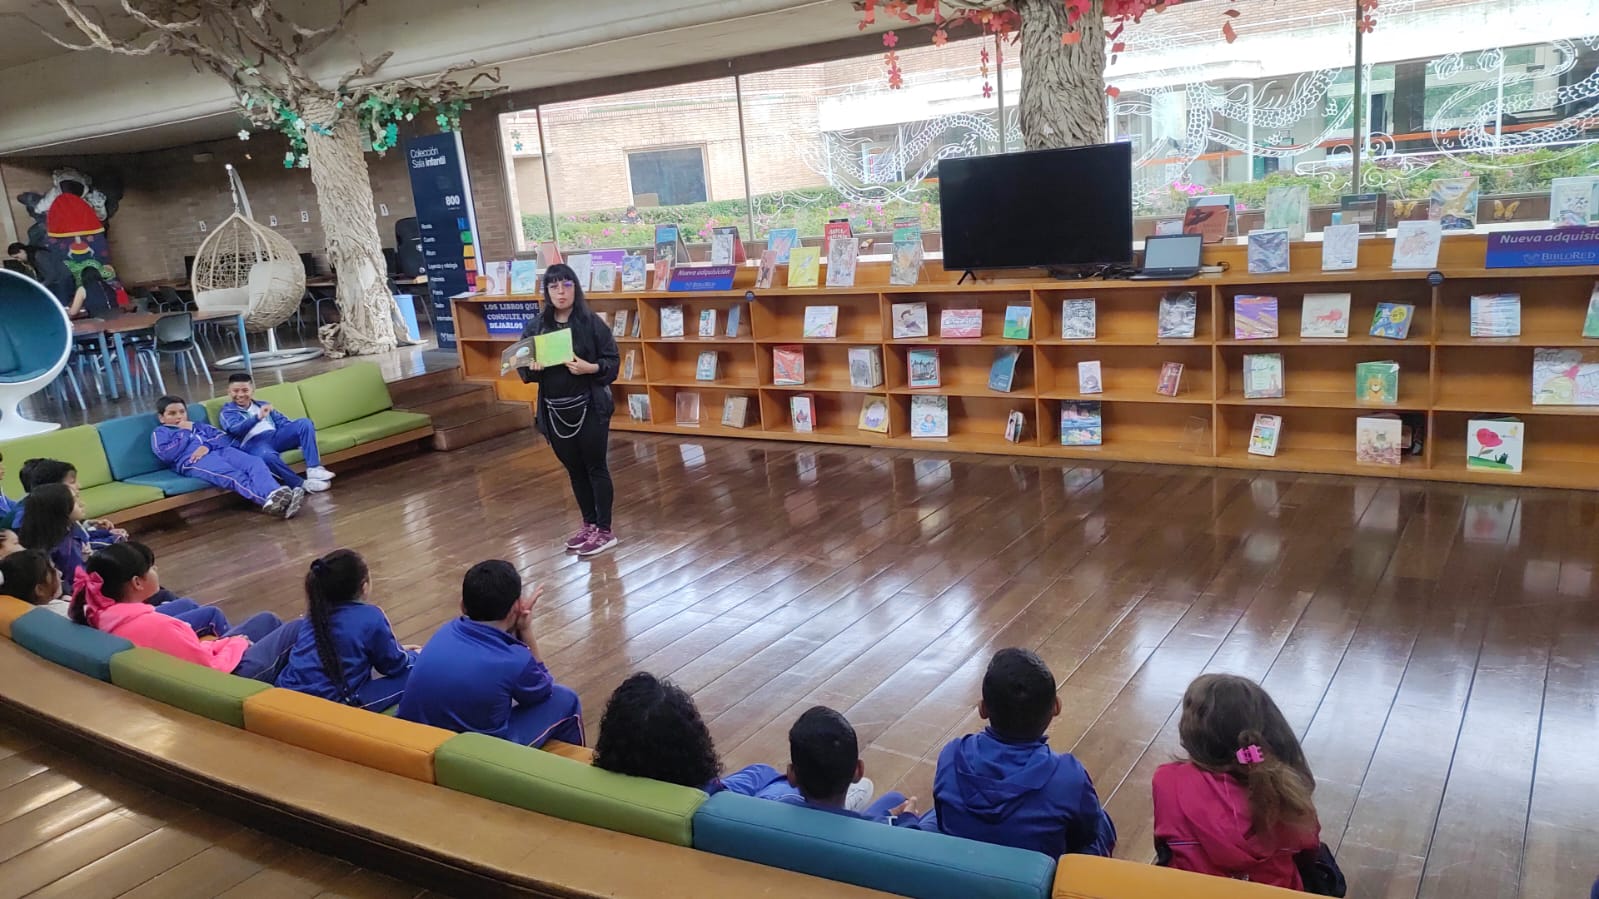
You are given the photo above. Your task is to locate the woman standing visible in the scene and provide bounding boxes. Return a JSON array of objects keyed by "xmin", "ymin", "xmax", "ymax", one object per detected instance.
[{"xmin": 517, "ymin": 263, "xmax": 621, "ymax": 557}]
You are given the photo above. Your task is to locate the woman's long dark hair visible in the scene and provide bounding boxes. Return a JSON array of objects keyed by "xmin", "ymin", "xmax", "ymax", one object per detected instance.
[
  {"xmin": 537, "ymin": 262, "xmax": 596, "ymax": 332},
  {"xmin": 305, "ymin": 549, "xmax": 368, "ymax": 704},
  {"xmin": 17, "ymin": 483, "xmax": 75, "ymax": 554},
  {"xmin": 592, "ymin": 672, "xmax": 723, "ymax": 788},
  {"xmin": 1177, "ymin": 673, "xmax": 1318, "ymax": 837}
]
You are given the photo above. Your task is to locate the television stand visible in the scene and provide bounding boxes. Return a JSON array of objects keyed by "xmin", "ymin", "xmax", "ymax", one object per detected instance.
[{"xmin": 956, "ymin": 270, "xmax": 978, "ymax": 285}]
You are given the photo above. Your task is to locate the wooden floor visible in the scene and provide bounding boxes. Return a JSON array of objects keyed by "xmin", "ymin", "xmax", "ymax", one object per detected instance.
[
  {"xmin": 128, "ymin": 432, "xmax": 1598, "ymax": 899},
  {"xmin": 0, "ymin": 722, "xmax": 435, "ymax": 898}
]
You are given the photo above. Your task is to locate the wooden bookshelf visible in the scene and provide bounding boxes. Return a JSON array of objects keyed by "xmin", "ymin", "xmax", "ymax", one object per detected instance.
[{"xmin": 453, "ymin": 235, "xmax": 1599, "ymax": 490}]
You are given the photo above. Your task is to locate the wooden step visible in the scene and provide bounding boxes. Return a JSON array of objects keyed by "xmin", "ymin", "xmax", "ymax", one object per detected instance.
[
  {"xmin": 429, "ymin": 403, "xmax": 534, "ymax": 451},
  {"xmin": 395, "ymin": 382, "xmax": 496, "ymax": 417},
  {"xmin": 386, "ymin": 368, "xmax": 461, "ymax": 404}
]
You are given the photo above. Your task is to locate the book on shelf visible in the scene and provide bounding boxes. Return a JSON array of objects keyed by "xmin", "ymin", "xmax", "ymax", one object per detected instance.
[
  {"xmin": 1154, "ymin": 218, "xmax": 1184, "ymax": 235},
  {"xmin": 676, "ymin": 392, "xmax": 701, "ymax": 427},
  {"xmin": 627, "ymin": 393, "xmax": 651, "ymax": 423},
  {"xmin": 989, "ymin": 347, "xmax": 1021, "ymax": 393},
  {"xmin": 622, "ymin": 350, "xmax": 637, "ymax": 381},
  {"xmin": 710, "ymin": 226, "xmax": 745, "ymax": 265},
  {"xmin": 695, "ymin": 351, "xmax": 718, "ymax": 382},
  {"xmin": 1532, "ymin": 347, "xmax": 1599, "ymax": 405},
  {"xmin": 537, "ymin": 240, "xmax": 562, "ymax": 267},
  {"xmin": 892, "ymin": 302, "xmax": 930, "ymax": 338},
  {"xmin": 1469, "ymin": 293, "xmax": 1521, "ymax": 338},
  {"xmin": 654, "ymin": 224, "xmax": 689, "ymax": 268},
  {"xmin": 1182, "ymin": 204, "xmax": 1230, "ymax": 244},
  {"xmin": 1156, "ymin": 362, "xmax": 1184, "ymax": 397},
  {"xmin": 1060, "ymin": 401, "xmax": 1103, "ymax": 447},
  {"xmin": 1356, "ymin": 414, "xmax": 1404, "ymax": 465},
  {"xmin": 1003, "ymin": 305, "xmax": 1032, "ymax": 340},
  {"xmin": 790, "ymin": 394, "xmax": 816, "ymax": 433},
  {"xmin": 1246, "ymin": 229, "xmax": 1291, "ymax": 275},
  {"xmin": 755, "ymin": 250, "xmax": 778, "ymax": 289},
  {"xmin": 589, "ymin": 262, "xmax": 618, "ymax": 293},
  {"xmin": 1158, "ymin": 292, "xmax": 1198, "ymax": 339},
  {"xmin": 1248, "ymin": 414, "xmax": 1282, "ymax": 457},
  {"xmin": 826, "ymin": 237, "xmax": 860, "ymax": 287},
  {"xmin": 787, "ymin": 246, "xmax": 821, "ymax": 287},
  {"xmin": 650, "ymin": 259, "xmax": 670, "ymax": 291},
  {"xmin": 1004, "ymin": 410, "xmax": 1026, "ymax": 444},
  {"xmin": 567, "ymin": 253, "xmax": 592, "ymax": 291},
  {"xmin": 1391, "ymin": 220, "xmax": 1442, "ymax": 270},
  {"xmin": 1077, "ymin": 360, "xmax": 1103, "ymax": 394},
  {"xmin": 1061, "ymin": 299, "xmax": 1097, "ymax": 339},
  {"xmin": 660, "ymin": 305, "xmax": 686, "ymax": 338},
  {"xmin": 498, "ymin": 329, "xmax": 574, "ymax": 375},
  {"xmin": 1264, "ymin": 185, "xmax": 1310, "ymax": 241},
  {"xmin": 1467, "ymin": 418, "xmax": 1524, "ymax": 472},
  {"xmin": 699, "ymin": 308, "xmax": 717, "ymax": 338},
  {"xmin": 631, "ymin": 312, "xmax": 641, "ymax": 338},
  {"xmin": 620, "ymin": 254, "xmax": 647, "ymax": 291},
  {"xmin": 940, "ymin": 309, "xmax": 983, "ymax": 339},
  {"xmin": 479, "ymin": 260, "xmax": 510, "ymax": 296},
  {"xmin": 858, "ymin": 395, "xmax": 891, "ymax": 434},
  {"xmin": 510, "ymin": 259, "xmax": 540, "ymax": 295},
  {"xmin": 1429, "ymin": 176, "xmax": 1479, "ymax": 231},
  {"xmin": 773, "ymin": 345, "xmax": 806, "ymax": 386},
  {"xmin": 823, "ymin": 220, "xmax": 853, "ymax": 256},
  {"xmin": 1242, "ymin": 353, "xmax": 1285, "ymax": 399},
  {"xmin": 890, "ymin": 238, "xmax": 924, "ymax": 286},
  {"xmin": 907, "ymin": 347, "xmax": 941, "ymax": 388},
  {"xmin": 722, "ymin": 396, "xmax": 751, "ymax": 429},
  {"xmin": 1585, "ymin": 282, "xmax": 1599, "ymax": 339},
  {"xmin": 1339, "ymin": 193, "xmax": 1388, "ymax": 233},
  {"xmin": 1355, "ymin": 360, "xmax": 1399, "ymax": 405},
  {"xmin": 892, "ymin": 219, "xmax": 921, "ymax": 241},
  {"xmin": 1321, "ymin": 223, "xmax": 1359, "ymax": 272},
  {"xmin": 1369, "ymin": 303, "xmax": 1415, "ymax": 340},
  {"xmin": 766, "ymin": 228, "xmax": 799, "ymax": 263},
  {"xmin": 1301, "ymin": 293, "xmax": 1352, "ymax": 338},
  {"xmin": 1233, "ymin": 295, "xmax": 1280, "ymax": 340},
  {"xmin": 611, "ymin": 309, "xmax": 630, "ymax": 339},
  {"xmin": 726, "ymin": 303, "xmax": 743, "ymax": 338},
  {"xmin": 803, "ymin": 306, "xmax": 840, "ymax": 339},
  {"xmin": 1550, "ymin": 176, "xmax": 1599, "ymax": 227},
  {"xmin": 848, "ymin": 347, "xmax": 884, "ymax": 389},
  {"xmin": 910, "ymin": 395, "xmax": 949, "ymax": 438}
]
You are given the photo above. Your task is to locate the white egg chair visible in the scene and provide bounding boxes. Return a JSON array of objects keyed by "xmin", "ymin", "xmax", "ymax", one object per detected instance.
[{"xmin": 0, "ymin": 268, "xmax": 72, "ymax": 439}]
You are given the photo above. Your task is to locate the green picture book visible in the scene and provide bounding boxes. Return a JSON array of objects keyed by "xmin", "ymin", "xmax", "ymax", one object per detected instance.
[
  {"xmin": 1355, "ymin": 360, "xmax": 1399, "ymax": 405},
  {"xmin": 1584, "ymin": 282, "xmax": 1599, "ymax": 339},
  {"xmin": 499, "ymin": 329, "xmax": 574, "ymax": 375}
]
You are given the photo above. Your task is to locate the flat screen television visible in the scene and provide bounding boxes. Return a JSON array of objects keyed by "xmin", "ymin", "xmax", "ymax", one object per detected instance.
[{"xmin": 937, "ymin": 142, "xmax": 1133, "ymax": 271}]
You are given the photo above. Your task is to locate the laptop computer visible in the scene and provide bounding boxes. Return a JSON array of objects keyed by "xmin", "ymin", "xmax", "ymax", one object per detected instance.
[{"xmin": 1131, "ymin": 234, "xmax": 1202, "ymax": 280}]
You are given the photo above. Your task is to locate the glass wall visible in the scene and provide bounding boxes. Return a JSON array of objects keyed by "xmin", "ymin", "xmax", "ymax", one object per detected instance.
[{"xmin": 500, "ymin": 108, "xmax": 552, "ymax": 253}]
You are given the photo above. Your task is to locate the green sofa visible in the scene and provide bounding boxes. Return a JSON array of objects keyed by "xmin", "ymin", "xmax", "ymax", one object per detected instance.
[{"xmin": 0, "ymin": 425, "xmax": 165, "ymax": 519}]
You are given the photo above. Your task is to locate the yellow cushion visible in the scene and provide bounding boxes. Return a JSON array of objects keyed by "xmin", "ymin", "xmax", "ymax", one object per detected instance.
[
  {"xmin": 1054, "ymin": 856, "xmax": 1306, "ymax": 898},
  {"xmin": 242, "ymin": 688, "xmax": 453, "ymax": 783},
  {"xmin": 0, "ymin": 596, "xmax": 38, "ymax": 639},
  {"xmin": 542, "ymin": 739, "xmax": 594, "ymax": 764}
]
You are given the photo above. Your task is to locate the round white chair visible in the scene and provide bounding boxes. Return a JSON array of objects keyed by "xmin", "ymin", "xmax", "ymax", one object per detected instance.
[{"xmin": 0, "ymin": 268, "xmax": 72, "ymax": 439}]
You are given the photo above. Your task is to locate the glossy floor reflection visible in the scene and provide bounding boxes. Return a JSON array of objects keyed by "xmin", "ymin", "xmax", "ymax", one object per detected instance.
[{"xmin": 138, "ymin": 432, "xmax": 1598, "ymax": 899}]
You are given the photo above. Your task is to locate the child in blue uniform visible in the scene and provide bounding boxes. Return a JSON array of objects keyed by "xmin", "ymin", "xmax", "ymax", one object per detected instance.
[
  {"xmin": 151, "ymin": 395, "xmax": 302, "ymax": 519},
  {"xmin": 275, "ymin": 549, "xmax": 418, "ymax": 711},
  {"xmin": 217, "ymin": 373, "xmax": 334, "ymax": 493},
  {"xmin": 13, "ymin": 458, "xmax": 127, "ymax": 547},
  {"xmin": 932, "ymin": 648, "xmax": 1116, "ymax": 858},
  {"xmin": 779, "ymin": 706, "xmax": 931, "ymax": 827},
  {"xmin": 397, "ymin": 560, "xmax": 583, "ymax": 746},
  {"xmin": 0, "ymin": 451, "xmax": 18, "ymax": 530}
]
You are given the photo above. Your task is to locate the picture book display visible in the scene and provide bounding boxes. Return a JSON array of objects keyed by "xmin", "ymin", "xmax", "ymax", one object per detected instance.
[
  {"xmin": 589, "ymin": 261, "xmax": 618, "ymax": 292},
  {"xmin": 849, "ymin": 347, "xmax": 884, "ymax": 389},
  {"xmin": 498, "ymin": 329, "xmax": 573, "ymax": 375},
  {"xmin": 654, "ymin": 224, "xmax": 687, "ymax": 267},
  {"xmin": 823, "ymin": 220, "xmax": 853, "ymax": 256},
  {"xmin": 622, "ymin": 350, "xmax": 637, "ymax": 381},
  {"xmin": 1182, "ymin": 204, "xmax": 1230, "ymax": 244},
  {"xmin": 537, "ymin": 240, "xmax": 562, "ymax": 267},
  {"xmin": 1233, "ymin": 295, "xmax": 1280, "ymax": 340},
  {"xmin": 1248, "ymin": 414, "xmax": 1282, "ymax": 457},
  {"xmin": 695, "ymin": 351, "xmax": 718, "ymax": 382},
  {"xmin": 1077, "ymin": 360, "xmax": 1103, "ymax": 394},
  {"xmin": 910, "ymin": 395, "xmax": 949, "ymax": 438},
  {"xmin": 1586, "ymin": 282, "xmax": 1599, "ymax": 339},
  {"xmin": 766, "ymin": 228, "xmax": 799, "ymax": 263},
  {"xmin": 803, "ymin": 306, "xmax": 840, "ymax": 339},
  {"xmin": 627, "ymin": 393, "xmax": 651, "ymax": 422},
  {"xmin": 1429, "ymin": 177, "xmax": 1479, "ymax": 231},
  {"xmin": 726, "ymin": 304, "xmax": 743, "ymax": 337},
  {"xmin": 755, "ymin": 250, "xmax": 778, "ymax": 289},
  {"xmin": 651, "ymin": 259, "xmax": 670, "ymax": 291},
  {"xmin": 660, "ymin": 305, "xmax": 686, "ymax": 338},
  {"xmin": 1469, "ymin": 293, "xmax": 1521, "ymax": 338},
  {"xmin": 1265, "ymin": 185, "xmax": 1309, "ymax": 240},
  {"xmin": 1061, "ymin": 299, "xmax": 1097, "ymax": 339},
  {"xmin": 1467, "ymin": 418, "xmax": 1524, "ymax": 472},
  {"xmin": 1156, "ymin": 362, "xmax": 1184, "ymax": 397},
  {"xmin": 1003, "ymin": 305, "xmax": 1032, "ymax": 340},
  {"xmin": 1355, "ymin": 360, "xmax": 1399, "ymax": 405},
  {"xmin": 722, "ymin": 396, "xmax": 750, "ymax": 429},
  {"xmin": 789, "ymin": 395, "xmax": 816, "ymax": 433},
  {"xmin": 675, "ymin": 391, "xmax": 701, "ymax": 427},
  {"xmin": 1339, "ymin": 193, "xmax": 1388, "ymax": 233},
  {"xmin": 1301, "ymin": 293, "xmax": 1352, "ymax": 338},
  {"xmin": 989, "ymin": 347, "xmax": 1021, "ymax": 393},
  {"xmin": 1158, "ymin": 292, "xmax": 1198, "ymax": 339},
  {"xmin": 567, "ymin": 253, "xmax": 593, "ymax": 291},
  {"xmin": 479, "ymin": 260, "xmax": 510, "ymax": 296},
  {"xmin": 1060, "ymin": 401, "xmax": 1103, "ymax": 446},
  {"xmin": 1247, "ymin": 229, "xmax": 1291, "ymax": 275},
  {"xmin": 1356, "ymin": 414, "xmax": 1404, "ymax": 465},
  {"xmin": 1004, "ymin": 410, "xmax": 1026, "ymax": 444},
  {"xmin": 1242, "ymin": 353, "xmax": 1285, "ymax": 399},
  {"xmin": 1391, "ymin": 220, "xmax": 1442, "ymax": 270},
  {"xmin": 890, "ymin": 237, "xmax": 924, "ymax": 286},
  {"xmin": 1321, "ymin": 223, "xmax": 1359, "ymax": 271},
  {"xmin": 620, "ymin": 255, "xmax": 647, "ymax": 291},
  {"xmin": 590, "ymin": 249, "xmax": 625, "ymax": 270},
  {"xmin": 826, "ymin": 237, "xmax": 860, "ymax": 287},
  {"xmin": 892, "ymin": 302, "xmax": 930, "ymax": 339},
  {"xmin": 1532, "ymin": 347, "xmax": 1599, "ymax": 405},
  {"xmin": 710, "ymin": 226, "xmax": 744, "ymax": 265},
  {"xmin": 1369, "ymin": 303, "xmax": 1415, "ymax": 340},
  {"xmin": 858, "ymin": 396, "xmax": 891, "ymax": 433},
  {"xmin": 611, "ymin": 309, "xmax": 630, "ymax": 339},
  {"xmin": 940, "ymin": 309, "xmax": 983, "ymax": 339},
  {"xmin": 773, "ymin": 345, "xmax": 806, "ymax": 386},
  {"xmin": 908, "ymin": 347, "xmax": 941, "ymax": 388},
  {"xmin": 510, "ymin": 259, "xmax": 540, "ymax": 294},
  {"xmin": 699, "ymin": 308, "xmax": 717, "ymax": 338},
  {"xmin": 1550, "ymin": 176, "xmax": 1599, "ymax": 227},
  {"xmin": 787, "ymin": 246, "xmax": 821, "ymax": 287}
]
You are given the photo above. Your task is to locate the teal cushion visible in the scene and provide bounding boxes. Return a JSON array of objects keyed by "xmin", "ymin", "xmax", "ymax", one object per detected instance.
[
  {"xmin": 77, "ymin": 482, "xmax": 166, "ymax": 519},
  {"xmin": 110, "ymin": 647, "xmax": 270, "ymax": 727},
  {"xmin": 96, "ymin": 404, "xmax": 209, "ymax": 481},
  {"xmin": 10, "ymin": 609, "xmax": 134, "ymax": 682},
  {"xmin": 298, "ymin": 362, "xmax": 393, "ymax": 429},
  {"xmin": 122, "ymin": 470, "xmax": 214, "ymax": 497},
  {"xmin": 433, "ymin": 732, "xmax": 705, "ymax": 846},
  {"xmin": 317, "ymin": 411, "xmax": 432, "ymax": 447},
  {"xmin": 0, "ymin": 425, "xmax": 114, "ymax": 493},
  {"xmin": 692, "ymin": 792, "xmax": 1055, "ymax": 899}
]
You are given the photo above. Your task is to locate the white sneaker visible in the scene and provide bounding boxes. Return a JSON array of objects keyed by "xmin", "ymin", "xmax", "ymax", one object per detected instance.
[
  {"xmin": 303, "ymin": 479, "xmax": 330, "ymax": 493},
  {"xmin": 845, "ymin": 777, "xmax": 875, "ymax": 813},
  {"xmin": 307, "ymin": 466, "xmax": 335, "ymax": 480},
  {"xmin": 262, "ymin": 487, "xmax": 292, "ymax": 517},
  {"xmin": 283, "ymin": 487, "xmax": 307, "ymax": 519}
]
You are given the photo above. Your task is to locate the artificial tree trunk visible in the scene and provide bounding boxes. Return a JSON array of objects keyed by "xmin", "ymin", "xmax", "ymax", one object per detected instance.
[
  {"xmin": 1016, "ymin": 0, "xmax": 1109, "ymax": 150},
  {"xmin": 303, "ymin": 97, "xmax": 399, "ymax": 356}
]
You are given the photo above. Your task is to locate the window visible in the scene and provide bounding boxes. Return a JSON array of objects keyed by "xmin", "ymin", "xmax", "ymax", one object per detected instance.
[
  {"xmin": 626, "ymin": 147, "xmax": 708, "ymax": 206},
  {"xmin": 498, "ymin": 109, "xmax": 554, "ymax": 252}
]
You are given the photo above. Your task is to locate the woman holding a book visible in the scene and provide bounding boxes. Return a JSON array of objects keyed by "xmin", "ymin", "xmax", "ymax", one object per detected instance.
[{"xmin": 516, "ymin": 263, "xmax": 622, "ymax": 557}]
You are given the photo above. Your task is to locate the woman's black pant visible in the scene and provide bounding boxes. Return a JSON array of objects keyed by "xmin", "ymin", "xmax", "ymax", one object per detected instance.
[{"xmin": 546, "ymin": 408, "xmax": 613, "ymax": 530}]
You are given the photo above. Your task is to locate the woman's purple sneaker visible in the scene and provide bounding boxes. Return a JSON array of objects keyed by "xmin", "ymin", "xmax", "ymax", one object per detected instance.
[
  {"xmin": 565, "ymin": 524, "xmax": 595, "ymax": 551},
  {"xmin": 577, "ymin": 528, "xmax": 617, "ymax": 557}
]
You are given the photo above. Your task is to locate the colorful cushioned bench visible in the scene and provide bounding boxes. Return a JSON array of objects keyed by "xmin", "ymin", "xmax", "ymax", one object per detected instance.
[
  {"xmin": 9, "ymin": 607, "xmax": 134, "ymax": 682},
  {"xmin": 109, "ymin": 647, "xmax": 272, "ymax": 728},
  {"xmin": 0, "ymin": 425, "xmax": 164, "ymax": 518},
  {"xmin": 200, "ymin": 382, "xmax": 356, "ymax": 464},
  {"xmin": 242, "ymin": 687, "xmax": 454, "ymax": 783},
  {"xmin": 297, "ymin": 363, "xmax": 432, "ymax": 448},
  {"xmin": 97, "ymin": 402, "xmax": 215, "ymax": 497},
  {"xmin": 0, "ymin": 595, "xmax": 34, "ymax": 638},
  {"xmin": 1053, "ymin": 854, "xmax": 1305, "ymax": 897}
]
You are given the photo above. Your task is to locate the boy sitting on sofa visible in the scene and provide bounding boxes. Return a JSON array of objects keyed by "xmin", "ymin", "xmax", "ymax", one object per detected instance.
[
  {"xmin": 151, "ymin": 395, "xmax": 304, "ymax": 520},
  {"xmin": 217, "ymin": 373, "xmax": 335, "ymax": 493}
]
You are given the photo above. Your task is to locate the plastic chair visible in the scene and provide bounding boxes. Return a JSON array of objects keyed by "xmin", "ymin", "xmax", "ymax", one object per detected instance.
[{"xmin": 153, "ymin": 313, "xmax": 212, "ymax": 384}]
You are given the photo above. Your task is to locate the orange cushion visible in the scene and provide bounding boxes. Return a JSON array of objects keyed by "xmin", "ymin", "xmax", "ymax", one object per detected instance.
[
  {"xmin": 242, "ymin": 688, "xmax": 453, "ymax": 783},
  {"xmin": 542, "ymin": 739, "xmax": 594, "ymax": 764},
  {"xmin": 1054, "ymin": 855, "xmax": 1307, "ymax": 898},
  {"xmin": 0, "ymin": 596, "xmax": 38, "ymax": 639}
]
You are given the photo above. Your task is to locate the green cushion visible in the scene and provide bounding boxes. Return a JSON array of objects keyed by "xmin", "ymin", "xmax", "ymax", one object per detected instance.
[
  {"xmin": 318, "ymin": 411, "xmax": 432, "ymax": 447},
  {"xmin": 0, "ymin": 425, "xmax": 114, "ymax": 493},
  {"xmin": 78, "ymin": 481, "xmax": 166, "ymax": 518},
  {"xmin": 253, "ymin": 383, "xmax": 308, "ymax": 420},
  {"xmin": 109, "ymin": 647, "xmax": 271, "ymax": 728},
  {"xmin": 200, "ymin": 396, "xmax": 229, "ymax": 429},
  {"xmin": 434, "ymin": 732, "xmax": 705, "ymax": 846},
  {"xmin": 298, "ymin": 362, "xmax": 393, "ymax": 430}
]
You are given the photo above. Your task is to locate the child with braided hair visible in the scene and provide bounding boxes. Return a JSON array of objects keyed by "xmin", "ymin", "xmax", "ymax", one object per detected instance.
[{"xmin": 274, "ymin": 550, "xmax": 418, "ymax": 711}]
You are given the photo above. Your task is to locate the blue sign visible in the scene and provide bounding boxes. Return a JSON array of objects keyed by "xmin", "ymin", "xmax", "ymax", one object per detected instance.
[
  {"xmin": 483, "ymin": 300, "xmax": 541, "ymax": 336},
  {"xmin": 404, "ymin": 132, "xmax": 481, "ymax": 350},
  {"xmin": 668, "ymin": 264, "xmax": 738, "ymax": 292},
  {"xmin": 1486, "ymin": 226, "xmax": 1599, "ymax": 269}
]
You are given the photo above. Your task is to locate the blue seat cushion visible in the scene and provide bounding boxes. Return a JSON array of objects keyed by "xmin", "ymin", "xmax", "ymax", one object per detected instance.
[
  {"xmin": 10, "ymin": 609, "xmax": 134, "ymax": 682},
  {"xmin": 123, "ymin": 470, "xmax": 215, "ymax": 497},
  {"xmin": 97, "ymin": 403, "xmax": 210, "ymax": 481},
  {"xmin": 691, "ymin": 792, "xmax": 1055, "ymax": 899}
]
